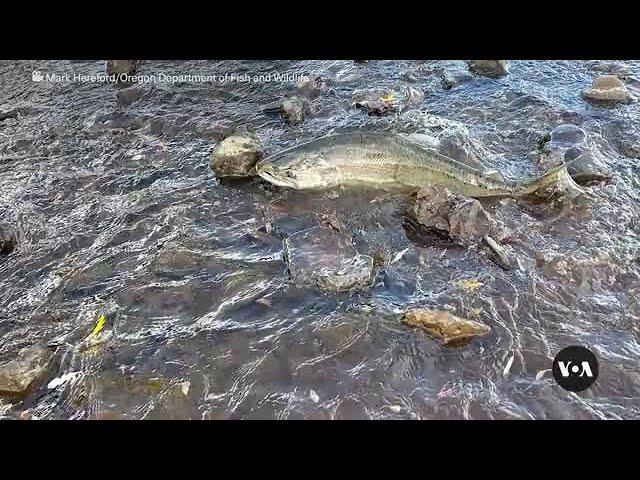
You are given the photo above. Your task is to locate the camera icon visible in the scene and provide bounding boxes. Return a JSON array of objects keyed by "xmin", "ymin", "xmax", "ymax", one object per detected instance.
[{"xmin": 32, "ymin": 70, "xmax": 44, "ymax": 82}]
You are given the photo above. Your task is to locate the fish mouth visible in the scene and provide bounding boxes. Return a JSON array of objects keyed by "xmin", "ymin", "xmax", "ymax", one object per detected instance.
[{"xmin": 256, "ymin": 165, "xmax": 296, "ymax": 188}]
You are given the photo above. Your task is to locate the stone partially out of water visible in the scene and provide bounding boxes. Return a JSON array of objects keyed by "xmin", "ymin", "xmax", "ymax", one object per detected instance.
[
  {"xmin": 469, "ymin": 60, "xmax": 509, "ymax": 78},
  {"xmin": 283, "ymin": 226, "xmax": 374, "ymax": 291},
  {"xmin": 582, "ymin": 75, "xmax": 633, "ymax": 103},
  {"xmin": 295, "ymin": 76, "xmax": 328, "ymax": 98},
  {"xmin": 353, "ymin": 91, "xmax": 398, "ymax": 116},
  {"xmin": 410, "ymin": 185, "xmax": 504, "ymax": 246},
  {"xmin": 210, "ymin": 134, "xmax": 264, "ymax": 178},
  {"xmin": 106, "ymin": 60, "xmax": 138, "ymax": 77},
  {"xmin": 354, "ymin": 99, "xmax": 396, "ymax": 116},
  {"xmin": 540, "ymin": 124, "xmax": 612, "ymax": 183},
  {"xmin": 402, "ymin": 308, "xmax": 491, "ymax": 345},
  {"xmin": 0, "ymin": 345, "xmax": 53, "ymax": 395},
  {"xmin": 280, "ymin": 96, "xmax": 309, "ymax": 125}
]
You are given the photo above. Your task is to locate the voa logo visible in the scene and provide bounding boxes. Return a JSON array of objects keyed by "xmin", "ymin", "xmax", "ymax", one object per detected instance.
[
  {"xmin": 552, "ymin": 346, "xmax": 599, "ymax": 392},
  {"xmin": 557, "ymin": 360, "xmax": 594, "ymax": 378}
]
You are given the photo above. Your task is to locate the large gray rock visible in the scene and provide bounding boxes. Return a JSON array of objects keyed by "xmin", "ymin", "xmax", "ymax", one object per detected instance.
[
  {"xmin": 582, "ymin": 75, "xmax": 633, "ymax": 103},
  {"xmin": 209, "ymin": 135, "xmax": 264, "ymax": 178},
  {"xmin": 283, "ymin": 226, "xmax": 374, "ymax": 291},
  {"xmin": 0, "ymin": 345, "xmax": 53, "ymax": 395},
  {"xmin": 410, "ymin": 185, "xmax": 504, "ymax": 246},
  {"xmin": 469, "ymin": 60, "xmax": 509, "ymax": 78}
]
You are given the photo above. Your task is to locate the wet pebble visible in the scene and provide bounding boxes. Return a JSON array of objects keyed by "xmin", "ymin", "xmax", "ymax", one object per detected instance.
[
  {"xmin": 209, "ymin": 134, "xmax": 264, "ymax": 178},
  {"xmin": 469, "ymin": 60, "xmax": 509, "ymax": 78},
  {"xmin": 582, "ymin": 75, "xmax": 633, "ymax": 104},
  {"xmin": 283, "ymin": 226, "xmax": 375, "ymax": 291}
]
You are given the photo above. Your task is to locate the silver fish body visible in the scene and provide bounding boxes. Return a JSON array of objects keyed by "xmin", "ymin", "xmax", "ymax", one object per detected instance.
[{"xmin": 256, "ymin": 132, "xmax": 568, "ymax": 198}]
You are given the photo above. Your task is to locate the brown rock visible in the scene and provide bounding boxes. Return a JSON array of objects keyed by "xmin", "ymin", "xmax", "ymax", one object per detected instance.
[
  {"xmin": 469, "ymin": 60, "xmax": 509, "ymax": 78},
  {"xmin": 0, "ymin": 345, "xmax": 53, "ymax": 396},
  {"xmin": 403, "ymin": 308, "xmax": 491, "ymax": 345},
  {"xmin": 582, "ymin": 75, "xmax": 633, "ymax": 103}
]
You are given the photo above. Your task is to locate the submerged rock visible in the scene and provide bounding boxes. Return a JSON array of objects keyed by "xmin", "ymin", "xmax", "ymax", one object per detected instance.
[
  {"xmin": 202, "ymin": 119, "xmax": 235, "ymax": 141},
  {"xmin": 0, "ymin": 345, "xmax": 53, "ymax": 396},
  {"xmin": 410, "ymin": 185, "xmax": 504, "ymax": 246},
  {"xmin": 437, "ymin": 65, "xmax": 474, "ymax": 89},
  {"xmin": 621, "ymin": 142, "xmax": 640, "ymax": 158},
  {"xmin": 539, "ymin": 124, "xmax": 612, "ymax": 183},
  {"xmin": 0, "ymin": 225, "xmax": 17, "ymax": 255},
  {"xmin": 0, "ymin": 107, "xmax": 19, "ymax": 122},
  {"xmin": 354, "ymin": 99, "xmax": 396, "ymax": 116},
  {"xmin": 209, "ymin": 134, "xmax": 264, "ymax": 178},
  {"xmin": 405, "ymin": 86, "xmax": 425, "ymax": 105},
  {"xmin": 582, "ymin": 75, "xmax": 633, "ymax": 104},
  {"xmin": 437, "ymin": 131, "xmax": 490, "ymax": 171},
  {"xmin": 402, "ymin": 308, "xmax": 491, "ymax": 346},
  {"xmin": 469, "ymin": 60, "xmax": 509, "ymax": 78},
  {"xmin": 283, "ymin": 226, "xmax": 374, "ymax": 291},
  {"xmin": 116, "ymin": 85, "xmax": 145, "ymax": 106},
  {"xmin": 295, "ymin": 76, "xmax": 328, "ymax": 98}
]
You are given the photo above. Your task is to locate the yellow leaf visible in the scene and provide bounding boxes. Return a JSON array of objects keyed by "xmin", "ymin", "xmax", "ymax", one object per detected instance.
[
  {"xmin": 455, "ymin": 279, "xmax": 484, "ymax": 290},
  {"xmin": 89, "ymin": 314, "xmax": 106, "ymax": 338},
  {"xmin": 379, "ymin": 93, "xmax": 396, "ymax": 103}
]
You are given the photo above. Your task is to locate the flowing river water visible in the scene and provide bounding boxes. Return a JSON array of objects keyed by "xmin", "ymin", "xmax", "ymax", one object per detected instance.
[{"xmin": 1, "ymin": 60, "xmax": 640, "ymax": 419}]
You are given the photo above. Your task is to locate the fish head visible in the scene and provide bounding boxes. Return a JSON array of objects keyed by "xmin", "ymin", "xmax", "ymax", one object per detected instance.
[{"xmin": 256, "ymin": 151, "xmax": 338, "ymax": 189}]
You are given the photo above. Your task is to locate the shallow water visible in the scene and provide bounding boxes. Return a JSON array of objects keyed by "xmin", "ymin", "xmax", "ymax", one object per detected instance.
[{"xmin": 1, "ymin": 60, "xmax": 640, "ymax": 419}]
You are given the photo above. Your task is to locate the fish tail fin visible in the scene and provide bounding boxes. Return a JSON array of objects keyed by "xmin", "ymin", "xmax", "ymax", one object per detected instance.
[{"xmin": 515, "ymin": 162, "xmax": 577, "ymax": 196}]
